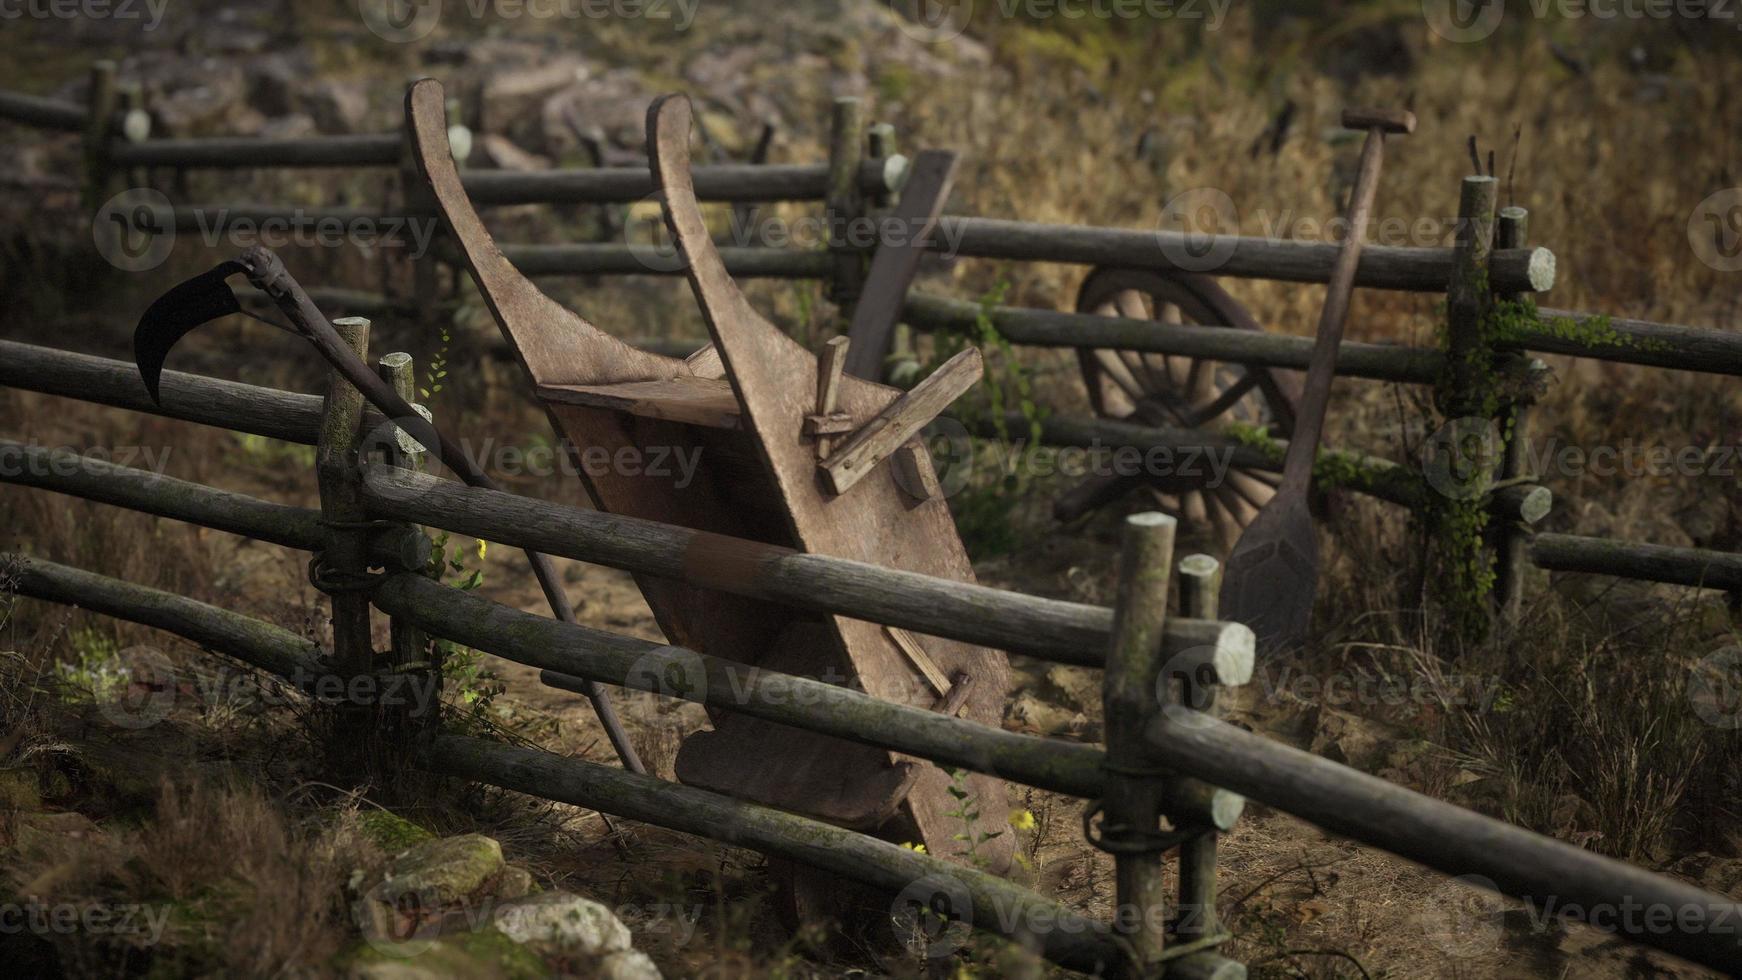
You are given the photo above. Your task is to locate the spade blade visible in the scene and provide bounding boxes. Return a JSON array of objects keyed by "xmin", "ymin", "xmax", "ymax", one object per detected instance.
[
  {"xmin": 1218, "ymin": 494, "xmax": 1319, "ymax": 650},
  {"xmin": 132, "ymin": 261, "xmax": 246, "ymax": 404}
]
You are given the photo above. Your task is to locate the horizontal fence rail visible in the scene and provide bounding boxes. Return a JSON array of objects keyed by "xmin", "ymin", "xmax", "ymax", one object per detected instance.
[
  {"xmin": 111, "ymin": 134, "xmax": 404, "ymax": 169},
  {"xmin": 1145, "ymin": 706, "xmax": 1742, "ymax": 974},
  {"xmin": 0, "ymin": 440, "xmax": 429, "ymax": 570},
  {"xmin": 0, "ymin": 339, "xmax": 326, "ymax": 444},
  {"xmin": 904, "ymin": 292, "xmax": 1444, "ymax": 385},
  {"xmin": 1526, "ymin": 308, "xmax": 1742, "ymax": 377},
  {"xmin": 1531, "ymin": 533, "xmax": 1742, "ymax": 592},
  {"xmin": 359, "ymin": 466, "xmax": 1248, "ymax": 669},
  {"xmin": 7, "ymin": 553, "xmax": 326, "ymax": 684},
  {"xmin": 938, "ymin": 218, "xmax": 1556, "ymax": 294},
  {"xmin": 497, "ymin": 243, "xmax": 832, "ymax": 279},
  {"xmin": 0, "ymin": 89, "xmax": 88, "ymax": 131},
  {"xmin": 463, "ymin": 159, "xmax": 901, "ymax": 205},
  {"xmin": 372, "ymin": 571, "xmax": 1125, "ymax": 801}
]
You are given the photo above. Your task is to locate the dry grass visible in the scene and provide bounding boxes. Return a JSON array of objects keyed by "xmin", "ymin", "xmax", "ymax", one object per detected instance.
[{"xmin": 2, "ymin": 5, "xmax": 1742, "ymax": 978}]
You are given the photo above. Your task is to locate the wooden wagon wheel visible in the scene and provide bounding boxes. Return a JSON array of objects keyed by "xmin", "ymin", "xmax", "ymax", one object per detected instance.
[{"xmin": 1069, "ymin": 267, "xmax": 1302, "ymax": 550}]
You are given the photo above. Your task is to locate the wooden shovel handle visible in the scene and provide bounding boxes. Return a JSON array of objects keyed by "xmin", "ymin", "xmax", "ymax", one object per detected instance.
[{"xmin": 1279, "ymin": 127, "xmax": 1389, "ymax": 495}]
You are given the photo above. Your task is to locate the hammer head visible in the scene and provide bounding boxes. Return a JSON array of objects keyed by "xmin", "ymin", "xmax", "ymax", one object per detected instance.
[{"xmin": 1341, "ymin": 107, "xmax": 1416, "ymax": 135}]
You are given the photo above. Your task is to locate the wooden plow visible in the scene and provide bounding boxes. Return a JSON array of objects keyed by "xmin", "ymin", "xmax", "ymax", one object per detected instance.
[{"xmin": 404, "ymin": 79, "xmax": 1015, "ymax": 872}]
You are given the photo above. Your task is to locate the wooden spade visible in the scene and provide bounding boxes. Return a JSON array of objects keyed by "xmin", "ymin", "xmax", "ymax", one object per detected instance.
[{"xmin": 1219, "ymin": 107, "xmax": 1415, "ymax": 649}]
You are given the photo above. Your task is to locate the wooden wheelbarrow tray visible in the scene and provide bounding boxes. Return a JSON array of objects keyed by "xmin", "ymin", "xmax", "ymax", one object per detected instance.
[{"xmin": 406, "ymin": 79, "xmax": 1013, "ymax": 870}]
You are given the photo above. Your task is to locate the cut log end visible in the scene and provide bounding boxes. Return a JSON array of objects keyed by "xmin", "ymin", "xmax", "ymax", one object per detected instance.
[{"xmin": 1341, "ymin": 107, "xmax": 1416, "ymax": 135}]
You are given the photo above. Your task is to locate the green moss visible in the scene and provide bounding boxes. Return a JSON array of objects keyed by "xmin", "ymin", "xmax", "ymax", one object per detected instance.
[{"xmin": 358, "ymin": 809, "xmax": 436, "ymax": 854}]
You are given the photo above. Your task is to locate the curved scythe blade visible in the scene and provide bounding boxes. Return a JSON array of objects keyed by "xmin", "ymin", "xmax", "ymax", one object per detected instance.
[{"xmin": 133, "ymin": 260, "xmax": 247, "ymax": 404}]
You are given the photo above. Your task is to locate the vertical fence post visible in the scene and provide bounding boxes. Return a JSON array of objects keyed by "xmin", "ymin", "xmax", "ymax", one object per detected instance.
[
  {"xmin": 1175, "ymin": 554, "xmax": 1222, "ymax": 934},
  {"xmin": 81, "ymin": 60, "xmax": 116, "ymax": 211},
  {"xmin": 1492, "ymin": 206, "xmax": 1535, "ymax": 624},
  {"xmin": 1167, "ymin": 554, "xmax": 1247, "ymax": 980},
  {"xmin": 316, "ymin": 316, "xmax": 376, "ymax": 781},
  {"xmin": 1433, "ymin": 175, "xmax": 1500, "ymax": 638},
  {"xmin": 826, "ymin": 96, "xmax": 867, "ymax": 322},
  {"xmin": 375, "ymin": 352, "xmax": 438, "ymax": 751},
  {"xmin": 1101, "ymin": 512, "xmax": 1177, "ymax": 969}
]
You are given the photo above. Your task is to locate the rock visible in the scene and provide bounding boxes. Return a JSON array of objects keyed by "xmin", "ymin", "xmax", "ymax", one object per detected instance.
[
  {"xmin": 599, "ymin": 949, "xmax": 663, "ymax": 980},
  {"xmin": 1006, "ymin": 691, "xmax": 1092, "ymax": 738},
  {"xmin": 540, "ymin": 70, "xmax": 658, "ymax": 157},
  {"xmin": 477, "ymin": 134, "xmax": 550, "ymax": 172},
  {"xmin": 357, "ymin": 810, "xmax": 436, "ymax": 856},
  {"xmin": 480, "ymin": 59, "xmax": 588, "ymax": 136},
  {"xmin": 256, "ymin": 114, "xmax": 318, "ymax": 140},
  {"xmin": 338, "ymin": 930, "xmax": 546, "ymax": 980},
  {"xmin": 490, "ymin": 890, "xmax": 632, "ymax": 957},
  {"xmin": 0, "ymin": 768, "xmax": 41, "ymax": 811},
  {"xmin": 379, "ymin": 834, "xmax": 505, "ymax": 906},
  {"xmin": 1307, "ymin": 707, "xmax": 1400, "ymax": 770},
  {"xmin": 493, "ymin": 866, "xmax": 536, "ymax": 901},
  {"xmin": 245, "ymin": 55, "xmax": 301, "ymax": 117},
  {"xmin": 8, "ymin": 810, "xmax": 101, "ymax": 857},
  {"xmin": 303, "ymin": 80, "xmax": 372, "ymax": 134}
]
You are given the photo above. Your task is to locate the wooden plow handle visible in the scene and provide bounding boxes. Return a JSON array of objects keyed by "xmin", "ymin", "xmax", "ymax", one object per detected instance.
[{"xmin": 405, "ymin": 78, "xmax": 672, "ymax": 387}]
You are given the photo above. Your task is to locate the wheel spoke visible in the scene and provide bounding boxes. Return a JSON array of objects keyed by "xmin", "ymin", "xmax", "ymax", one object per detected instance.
[{"xmin": 1182, "ymin": 370, "xmax": 1263, "ymax": 428}]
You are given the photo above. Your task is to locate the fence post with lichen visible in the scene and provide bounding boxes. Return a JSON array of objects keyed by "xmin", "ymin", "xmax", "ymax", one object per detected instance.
[
  {"xmin": 313, "ymin": 316, "xmax": 380, "ymax": 783},
  {"xmin": 373, "ymin": 352, "xmax": 440, "ymax": 764},
  {"xmin": 1430, "ymin": 175, "xmax": 1501, "ymax": 641},
  {"xmin": 1492, "ymin": 206, "xmax": 1538, "ymax": 624}
]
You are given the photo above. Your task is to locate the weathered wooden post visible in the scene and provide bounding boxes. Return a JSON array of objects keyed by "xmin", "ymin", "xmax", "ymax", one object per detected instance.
[
  {"xmin": 1168, "ymin": 554, "xmax": 1247, "ymax": 980},
  {"xmin": 315, "ymin": 316, "xmax": 377, "ymax": 781},
  {"xmin": 1101, "ymin": 512, "xmax": 1178, "ymax": 969},
  {"xmin": 826, "ymin": 96, "xmax": 867, "ymax": 321},
  {"xmin": 375, "ymin": 352, "xmax": 438, "ymax": 751},
  {"xmin": 81, "ymin": 60, "xmax": 116, "ymax": 211},
  {"xmin": 1492, "ymin": 206, "xmax": 1535, "ymax": 623},
  {"xmin": 1432, "ymin": 175, "xmax": 1500, "ymax": 639}
]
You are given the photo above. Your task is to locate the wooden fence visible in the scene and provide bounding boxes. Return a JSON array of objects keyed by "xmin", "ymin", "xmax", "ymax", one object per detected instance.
[
  {"xmin": 7, "ymin": 66, "xmax": 1737, "ymax": 629},
  {"xmin": 3, "ymin": 335, "xmax": 1741, "ymax": 976}
]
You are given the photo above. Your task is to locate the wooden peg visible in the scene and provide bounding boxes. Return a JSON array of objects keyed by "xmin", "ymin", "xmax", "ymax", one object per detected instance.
[
  {"xmin": 820, "ymin": 347, "xmax": 982, "ymax": 495},
  {"xmin": 812, "ymin": 336, "xmax": 850, "ymax": 456},
  {"xmin": 893, "ymin": 440, "xmax": 941, "ymax": 502},
  {"xmin": 884, "ymin": 625, "xmax": 952, "ymax": 699}
]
